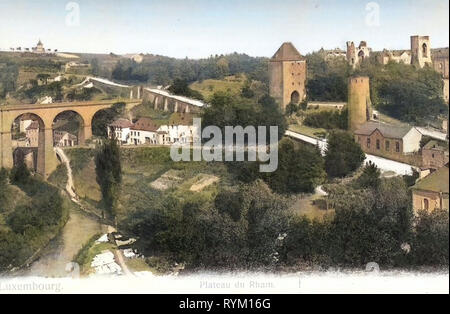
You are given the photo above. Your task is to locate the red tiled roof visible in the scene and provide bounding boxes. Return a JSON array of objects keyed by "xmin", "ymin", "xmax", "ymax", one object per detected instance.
[
  {"xmin": 110, "ymin": 118, "xmax": 133, "ymax": 128},
  {"xmin": 131, "ymin": 117, "xmax": 159, "ymax": 132},
  {"xmin": 271, "ymin": 42, "xmax": 304, "ymax": 61}
]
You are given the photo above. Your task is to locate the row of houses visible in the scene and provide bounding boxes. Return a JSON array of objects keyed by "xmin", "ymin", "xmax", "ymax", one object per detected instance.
[
  {"xmin": 107, "ymin": 114, "xmax": 199, "ymax": 146},
  {"xmin": 15, "ymin": 119, "xmax": 78, "ymax": 148},
  {"xmin": 354, "ymin": 121, "xmax": 449, "ymax": 170},
  {"xmin": 351, "ymin": 121, "xmax": 449, "ymax": 213}
]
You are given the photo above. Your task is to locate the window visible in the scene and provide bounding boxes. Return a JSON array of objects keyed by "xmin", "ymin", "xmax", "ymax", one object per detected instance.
[
  {"xmin": 432, "ymin": 153, "xmax": 435, "ymax": 158},
  {"xmin": 395, "ymin": 142, "xmax": 400, "ymax": 153},
  {"xmin": 367, "ymin": 138, "xmax": 371, "ymax": 148},
  {"xmin": 385, "ymin": 140, "xmax": 390, "ymax": 151},
  {"xmin": 423, "ymin": 199, "xmax": 429, "ymax": 210},
  {"xmin": 422, "ymin": 43, "xmax": 428, "ymax": 57},
  {"xmin": 376, "ymin": 139, "xmax": 380, "ymax": 150}
]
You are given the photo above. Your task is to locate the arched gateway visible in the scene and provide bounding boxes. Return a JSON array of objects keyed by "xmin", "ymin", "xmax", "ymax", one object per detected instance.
[{"xmin": 0, "ymin": 99, "xmax": 140, "ymax": 178}]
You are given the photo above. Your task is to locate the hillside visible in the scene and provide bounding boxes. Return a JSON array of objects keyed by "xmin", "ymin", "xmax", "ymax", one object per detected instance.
[{"xmin": 189, "ymin": 75, "xmax": 247, "ymax": 99}]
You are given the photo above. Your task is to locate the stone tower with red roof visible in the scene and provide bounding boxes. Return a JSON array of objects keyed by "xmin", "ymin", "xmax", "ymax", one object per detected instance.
[{"xmin": 269, "ymin": 42, "xmax": 307, "ymax": 111}]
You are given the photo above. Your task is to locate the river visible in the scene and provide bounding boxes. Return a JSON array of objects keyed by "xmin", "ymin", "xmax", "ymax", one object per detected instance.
[{"xmin": 15, "ymin": 207, "xmax": 102, "ymax": 278}]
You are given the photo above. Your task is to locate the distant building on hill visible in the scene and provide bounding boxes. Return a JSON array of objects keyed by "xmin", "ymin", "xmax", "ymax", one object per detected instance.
[
  {"xmin": 33, "ymin": 39, "xmax": 45, "ymax": 53},
  {"xmin": 346, "ymin": 41, "xmax": 372, "ymax": 68}
]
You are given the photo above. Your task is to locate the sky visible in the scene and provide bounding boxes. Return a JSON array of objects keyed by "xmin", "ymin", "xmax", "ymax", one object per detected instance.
[{"xmin": 0, "ymin": 0, "xmax": 448, "ymax": 59}]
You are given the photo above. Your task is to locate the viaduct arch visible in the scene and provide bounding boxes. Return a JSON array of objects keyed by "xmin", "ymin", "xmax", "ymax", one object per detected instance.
[{"xmin": 0, "ymin": 99, "xmax": 140, "ymax": 178}]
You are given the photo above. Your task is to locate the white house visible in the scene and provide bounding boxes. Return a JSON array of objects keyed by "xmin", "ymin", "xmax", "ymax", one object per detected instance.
[
  {"xmin": 108, "ymin": 118, "xmax": 134, "ymax": 144},
  {"xmin": 129, "ymin": 117, "xmax": 159, "ymax": 145},
  {"xmin": 107, "ymin": 114, "xmax": 200, "ymax": 146},
  {"xmin": 53, "ymin": 130, "xmax": 77, "ymax": 147},
  {"xmin": 19, "ymin": 119, "xmax": 33, "ymax": 133},
  {"xmin": 156, "ymin": 124, "xmax": 199, "ymax": 145}
]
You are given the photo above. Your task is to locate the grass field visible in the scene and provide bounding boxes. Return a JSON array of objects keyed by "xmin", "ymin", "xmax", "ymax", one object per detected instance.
[
  {"xmin": 288, "ymin": 124, "xmax": 328, "ymax": 139},
  {"xmin": 189, "ymin": 75, "xmax": 246, "ymax": 99},
  {"xmin": 130, "ymin": 102, "xmax": 172, "ymax": 124}
]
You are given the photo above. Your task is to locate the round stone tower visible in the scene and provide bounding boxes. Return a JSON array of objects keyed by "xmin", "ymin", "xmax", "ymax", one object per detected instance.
[{"xmin": 348, "ymin": 76, "xmax": 372, "ymax": 132}]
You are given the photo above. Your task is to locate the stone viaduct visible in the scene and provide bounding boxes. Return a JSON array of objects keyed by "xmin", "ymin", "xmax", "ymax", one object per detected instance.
[
  {"xmin": 142, "ymin": 88, "xmax": 205, "ymax": 114},
  {"xmin": 0, "ymin": 99, "xmax": 140, "ymax": 178},
  {"xmin": 0, "ymin": 79, "xmax": 206, "ymax": 179}
]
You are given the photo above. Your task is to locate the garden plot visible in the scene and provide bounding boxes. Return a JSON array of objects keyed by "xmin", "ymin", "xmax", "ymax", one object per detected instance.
[
  {"xmin": 150, "ymin": 170, "xmax": 183, "ymax": 191},
  {"xmin": 189, "ymin": 174, "xmax": 220, "ymax": 192}
]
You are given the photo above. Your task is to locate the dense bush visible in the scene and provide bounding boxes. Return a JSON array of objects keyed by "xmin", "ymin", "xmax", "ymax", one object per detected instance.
[
  {"xmin": 0, "ymin": 60, "xmax": 19, "ymax": 98},
  {"xmin": 0, "ymin": 166, "xmax": 68, "ymax": 272},
  {"xmin": 412, "ymin": 209, "xmax": 449, "ymax": 266},
  {"xmin": 226, "ymin": 139, "xmax": 326, "ymax": 194},
  {"xmin": 95, "ymin": 137, "xmax": 122, "ymax": 215},
  {"xmin": 357, "ymin": 62, "xmax": 448, "ymax": 124},
  {"xmin": 305, "ymin": 52, "xmax": 350, "ymax": 101},
  {"xmin": 325, "ymin": 130, "xmax": 365, "ymax": 178},
  {"xmin": 122, "ymin": 180, "xmax": 289, "ymax": 269},
  {"xmin": 285, "ymin": 177, "xmax": 416, "ymax": 268},
  {"xmin": 91, "ymin": 102, "xmax": 126, "ymax": 137},
  {"xmin": 303, "ymin": 108, "xmax": 348, "ymax": 130},
  {"xmin": 111, "ymin": 53, "xmax": 268, "ymax": 86},
  {"xmin": 168, "ymin": 78, "xmax": 204, "ymax": 100},
  {"xmin": 201, "ymin": 91, "xmax": 287, "ymax": 142},
  {"xmin": 263, "ymin": 139, "xmax": 326, "ymax": 194}
]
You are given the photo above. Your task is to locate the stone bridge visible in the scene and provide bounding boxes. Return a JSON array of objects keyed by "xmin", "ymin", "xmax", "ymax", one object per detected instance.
[
  {"xmin": 83, "ymin": 77, "xmax": 206, "ymax": 113},
  {"xmin": 142, "ymin": 88, "xmax": 205, "ymax": 113},
  {"xmin": 0, "ymin": 99, "xmax": 140, "ymax": 178}
]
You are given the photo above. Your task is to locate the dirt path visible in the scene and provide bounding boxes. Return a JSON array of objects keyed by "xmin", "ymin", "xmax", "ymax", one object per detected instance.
[{"xmin": 55, "ymin": 147, "xmax": 77, "ymax": 200}]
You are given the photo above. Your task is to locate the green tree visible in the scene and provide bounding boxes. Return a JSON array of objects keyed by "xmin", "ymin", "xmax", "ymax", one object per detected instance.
[
  {"xmin": 303, "ymin": 108, "xmax": 348, "ymax": 130},
  {"xmin": 412, "ymin": 209, "xmax": 449, "ymax": 266},
  {"xmin": 202, "ymin": 91, "xmax": 286, "ymax": 141},
  {"xmin": 325, "ymin": 130, "xmax": 365, "ymax": 178},
  {"xmin": 9, "ymin": 160, "xmax": 31, "ymax": 185},
  {"xmin": 215, "ymin": 188, "xmax": 244, "ymax": 222},
  {"xmin": 327, "ymin": 177, "xmax": 412, "ymax": 266},
  {"xmin": 266, "ymin": 139, "xmax": 326, "ymax": 194},
  {"xmin": 285, "ymin": 102, "xmax": 298, "ymax": 116},
  {"xmin": 92, "ymin": 102, "xmax": 126, "ymax": 137},
  {"xmin": 357, "ymin": 62, "xmax": 447, "ymax": 124},
  {"xmin": 0, "ymin": 168, "xmax": 9, "ymax": 212},
  {"xmin": 95, "ymin": 138, "xmax": 122, "ymax": 216},
  {"xmin": 355, "ymin": 161, "xmax": 381, "ymax": 189}
]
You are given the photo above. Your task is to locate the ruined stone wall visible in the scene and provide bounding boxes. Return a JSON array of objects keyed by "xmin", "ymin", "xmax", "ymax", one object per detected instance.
[
  {"xmin": 422, "ymin": 148, "xmax": 449, "ymax": 169},
  {"xmin": 411, "ymin": 35, "xmax": 433, "ymax": 68}
]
